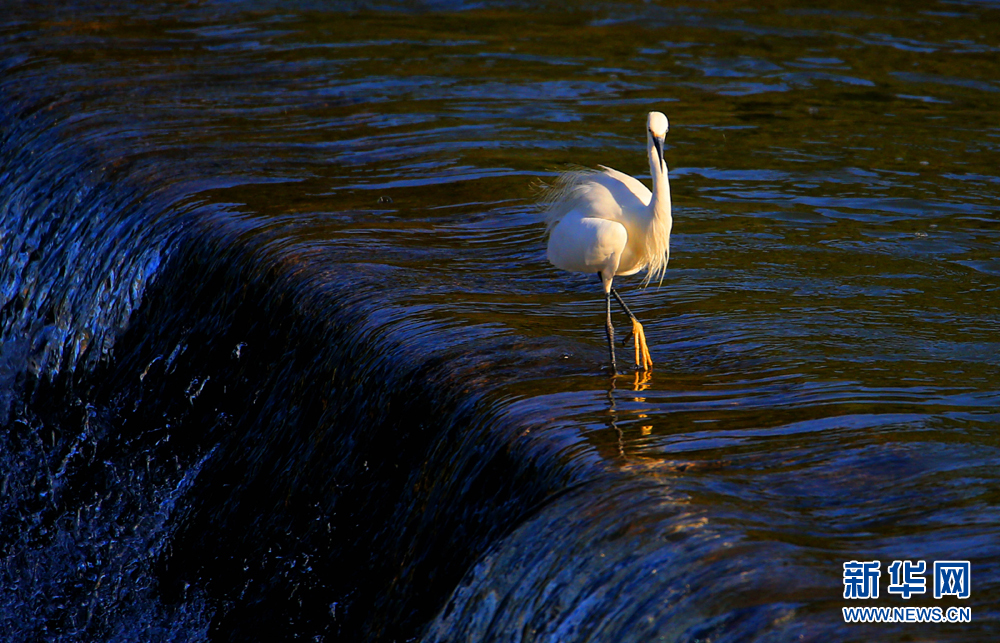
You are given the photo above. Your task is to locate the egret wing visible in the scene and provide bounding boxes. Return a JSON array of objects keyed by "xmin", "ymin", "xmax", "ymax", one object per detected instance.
[
  {"xmin": 546, "ymin": 214, "xmax": 628, "ymax": 278},
  {"xmin": 596, "ymin": 165, "xmax": 652, "ymax": 210}
]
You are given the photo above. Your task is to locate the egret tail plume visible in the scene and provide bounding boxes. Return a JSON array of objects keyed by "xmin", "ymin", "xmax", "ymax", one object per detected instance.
[{"xmin": 541, "ymin": 166, "xmax": 602, "ymax": 233}]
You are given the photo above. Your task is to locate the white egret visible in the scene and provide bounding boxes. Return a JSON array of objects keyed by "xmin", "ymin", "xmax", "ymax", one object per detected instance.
[{"xmin": 543, "ymin": 111, "xmax": 672, "ymax": 375}]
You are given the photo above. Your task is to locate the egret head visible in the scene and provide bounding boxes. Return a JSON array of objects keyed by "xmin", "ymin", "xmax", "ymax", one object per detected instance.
[
  {"xmin": 647, "ymin": 111, "xmax": 669, "ymax": 173},
  {"xmin": 647, "ymin": 111, "xmax": 669, "ymax": 139}
]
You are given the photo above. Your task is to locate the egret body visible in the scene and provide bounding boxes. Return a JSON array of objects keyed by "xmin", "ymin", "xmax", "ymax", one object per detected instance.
[{"xmin": 543, "ymin": 111, "xmax": 672, "ymax": 374}]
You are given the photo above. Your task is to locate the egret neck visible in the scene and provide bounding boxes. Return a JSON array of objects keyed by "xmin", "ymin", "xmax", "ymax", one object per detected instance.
[{"xmin": 648, "ymin": 131, "xmax": 671, "ymax": 222}]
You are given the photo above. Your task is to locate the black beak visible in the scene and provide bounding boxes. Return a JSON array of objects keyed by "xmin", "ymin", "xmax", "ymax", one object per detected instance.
[{"xmin": 653, "ymin": 135, "xmax": 665, "ymax": 171}]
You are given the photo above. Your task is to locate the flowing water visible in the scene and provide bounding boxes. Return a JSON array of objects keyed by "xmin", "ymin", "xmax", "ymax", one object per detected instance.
[{"xmin": 2, "ymin": 0, "xmax": 999, "ymax": 641}]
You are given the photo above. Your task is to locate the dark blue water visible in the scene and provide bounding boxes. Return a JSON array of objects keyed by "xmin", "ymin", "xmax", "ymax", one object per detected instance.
[{"xmin": 2, "ymin": 1, "xmax": 999, "ymax": 641}]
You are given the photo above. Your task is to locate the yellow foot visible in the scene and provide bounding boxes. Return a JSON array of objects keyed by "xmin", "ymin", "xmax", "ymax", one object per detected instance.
[{"xmin": 630, "ymin": 319, "xmax": 653, "ymax": 371}]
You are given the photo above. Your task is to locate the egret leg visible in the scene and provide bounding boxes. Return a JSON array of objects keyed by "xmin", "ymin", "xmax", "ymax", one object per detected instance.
[
  {"xmin": 605, "ymin": 289, "xmax": 617, "ymax": 375},
  {"xmin": 610, "ymin": 287, "xmax": 653, "ymax": 371}
]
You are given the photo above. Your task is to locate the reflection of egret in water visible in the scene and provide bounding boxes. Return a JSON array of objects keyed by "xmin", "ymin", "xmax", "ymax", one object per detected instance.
[
  {"xmin": 543, "ymin": 111, "xmax": 673, "ymax": 375},
  {"xmin": 605, "ymin": 371, "xmax": 656, "ymax": 458},
  {"xmin": 605, "ymin": 373, "xmax": 723, "ymax": 477}
]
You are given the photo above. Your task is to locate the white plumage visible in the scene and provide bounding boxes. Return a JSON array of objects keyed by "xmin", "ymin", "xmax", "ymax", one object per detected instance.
[{"xmin": 542, "ymin": 111, "xmax": 673, "ymax": 374}]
